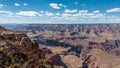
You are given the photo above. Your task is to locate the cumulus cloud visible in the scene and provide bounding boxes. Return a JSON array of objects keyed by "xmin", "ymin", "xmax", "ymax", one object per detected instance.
[
  {"xmin": 107, "ymin": 15, "xmax": 119, "ymax": 19},
  {"xmin": 79, "ymin": 10, "xmax": 88, "ymax": 13},
  {"xmin": 14, "ymin": 3, "xmax": 20, "ymax": 6},
  {"xmin": 45, "ymin": 11, "xmax": 54, "ymax": 16},
  {"xmin": 0, "ymin": 9, "xmax": 107, "ymax": 20},
  {"xmin": 72, "ymin": 13, "xmax": 85, "ymax": 17},
  {"xmin": 0, "ymin": 4, "xmax": 4, "ymax": 8},
  {"xmin": 0, "ymin": 10, "xmax": 13, "ymax": 15},
  {"xmin": 65, "ymin": 9, "xmax": 78, "ymax": 13},
  {"xmin": 0, "ymin": 7, "xmax": 118, "ymax": 23},
  {"xmin": 49, "ymin": 3, "xmax": 66, "ymax": 9},
  {"xmin": 93, "ymin": 10, "xmax": 100, "ymax": 13},
  {"xmin": 55, "ymin": 12, "xmax": 60, "ymax": 16},
  {"xmin": 49, "ymin": 3, "xmax": 60, "ymax": 9},
  {"xmin": 59, "ymin": 3, "xmax": 66, "ymax": 8},
  {"xmin": 62, "ymin": 9, "xmax": 104, "ymax": 19},
  {"xmin": 16, "ymin": 11, "xmax": 39, "ymax": 16},
  {"xmin": 62, "ymin": 13, "xmax": 72, "ymax": 17},
  {"xmin": 0, "ymin": 10, "xmax": 13, "ymax": 17},
  {"xmin": 23, "ymin": 3, "xmax": 28, "ymax": 6},
  {"xmin": 14, "ymin": 3, "xmax": 28, "ymax": 6},
  {"xmin": 90, "ymin": 14, "xmax": 105, "ymax": 18},
  {"xmin": 40, "ymin": 11, "xmax": 44, "ymax": 13},
  {"xmin": 106, "ymin": 8, "xmax": 120, "ymax": 13}
]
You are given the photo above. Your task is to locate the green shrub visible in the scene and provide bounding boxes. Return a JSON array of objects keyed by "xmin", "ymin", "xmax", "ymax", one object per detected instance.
[{"xmin": 39, "ymin": 59, "xmax": 52, "ymax": 68}]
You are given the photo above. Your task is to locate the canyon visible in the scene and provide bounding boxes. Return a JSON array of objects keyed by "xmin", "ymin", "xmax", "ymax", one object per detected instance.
[{"xmin": 1, "ymin": 24, "xmax": 120, "ymax": 68}]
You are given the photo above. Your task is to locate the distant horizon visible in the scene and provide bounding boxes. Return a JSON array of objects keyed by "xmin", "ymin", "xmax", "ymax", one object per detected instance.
[{"xmin": 0, "ymin": 22, "xmax": 120, "ymax": 25}]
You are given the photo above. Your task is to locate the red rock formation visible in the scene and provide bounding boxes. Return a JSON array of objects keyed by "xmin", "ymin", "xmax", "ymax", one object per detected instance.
[
  {"xmin": 0, "ymin": 26, "xmax": 66, "ymax": 68},
  {"xmin": 39, "ymin": 47, "xmax": 67, "ymax": 68}
]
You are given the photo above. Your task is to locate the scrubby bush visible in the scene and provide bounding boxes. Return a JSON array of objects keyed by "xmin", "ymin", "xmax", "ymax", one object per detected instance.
[{"xmin": 39, "ymin": 59, "xmax": 52, "ymax": 68}]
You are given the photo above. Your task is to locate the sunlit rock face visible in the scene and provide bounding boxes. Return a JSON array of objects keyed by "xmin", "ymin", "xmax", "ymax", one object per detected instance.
[
  {"xmin": 0, "ymin": 26, "xmax": 39, "ymax": 68},
  {"xmin": 0, "ymin": 26, "xmax": 66, "ymax": 68}
]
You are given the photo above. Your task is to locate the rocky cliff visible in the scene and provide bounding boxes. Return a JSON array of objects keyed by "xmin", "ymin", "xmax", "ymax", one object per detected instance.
[
  {"xmin": 0, "ymin": 26, "xmax": 39, "ymax": 68},
  {"xmin": 0, "ymin": 26, "xmax": 66, "ymax": 68}
]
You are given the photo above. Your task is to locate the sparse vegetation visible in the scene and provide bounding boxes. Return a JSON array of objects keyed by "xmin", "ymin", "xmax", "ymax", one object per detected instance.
[{"xmin": 39, "ymin": 59, "xmax": 52, "ymax": 68}]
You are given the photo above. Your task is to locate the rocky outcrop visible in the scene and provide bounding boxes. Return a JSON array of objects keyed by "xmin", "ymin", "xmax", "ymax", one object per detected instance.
[
  {"xmin": 0, "ymin": 26, "xmax": 66, "ymax": 68},
  {"xmin": 39, "ymin": 47, "xmax": 67, "ymax": 68},
  {"xmin": 0, "ymin": 27, "xmax": 40, "ymax": 68},
  {"xmin": 81, "ymin": 49, "xmax": 120, "ymax": 68},
  {"xmin": 0, "ymin": 26, "xmax": 6, "ymax": 31},
  {"xmin": 20, "ymin": 37, "xmax": 39, "ymax": 68},
  {"xmin": 82, "ymin": 55, "xmax": 99, "ymax": 68},
  {"xmin": 97, "ymin": 40, "xmax": 120, "ymax": 56}
]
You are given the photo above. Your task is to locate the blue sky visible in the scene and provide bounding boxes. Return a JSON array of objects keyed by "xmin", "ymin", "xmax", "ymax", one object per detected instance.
[{"xmin": 0, "ymin": 0, "xmax": 120, "ymax": 24}]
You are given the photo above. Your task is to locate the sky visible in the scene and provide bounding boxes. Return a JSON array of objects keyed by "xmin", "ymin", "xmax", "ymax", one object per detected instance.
[{"xmin": 0, "ymin": 0, "xmax": 120, "ymax": 24}]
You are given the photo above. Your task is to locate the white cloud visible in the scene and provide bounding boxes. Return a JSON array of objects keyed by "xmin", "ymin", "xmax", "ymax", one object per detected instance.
[
  {"xmin": 79, "ymin": 10, "xmax": 88, "ymax": 13},
  {"xmin": 72, "ymin": 13, "xmax": 86, "ymax": 17},
  {"xmin": 45, "ymin": 11, "xmax": 54, "ymax": 16},
  {"xmin": 115, "ymin": 19, "xmax": 120, "ymax": 21},
  {"xmin": 23, "ymin": 3, "xmax": 28, "ymax": 6},
  {"xmin": 62, "ymin": 13, "xmax": 72, "ymax": 17},
  {"xmin": 90, "ymin": 14, "xmax": 106, "ymax": 18},
  {"xmin": 49, "ymin": 3, "xmax": 66, "ymax": 9},
  {"xmin": 16, "ymin": 11, "xmax": 39, "ymax": 16},
  {"xmin": 0, "ymin": 4, "xmax": 4, "ymax": 7},
  {"xmin": 40, "ymin": 11, "xmax": 44, "ymax": 13},
  {"xmin": 14, "ymin": 3, "xmax": 28, "ymax": 6},
  {"xmin": 55, "ymin": 12, "xmax": 60, "ymax": 16},
  {"xmin": 72, "ymin": 10, "xmax": 105, "ymax": 19},
  {"xmin": 0, "ymin": 10, "xmax": 13, "ymax": 17},
  {"xmin": 106, "ymin": 8, "xmax": 120, "ymax": 13},
  {"xmin": 14, "ymin": 3, "xmax": 20, "ymax": 6},
  {"xmin": 59, "ymin": 3, "xmax": 66, "ymax": 8},
  {"xmin": 107, "ymin": 15, "xmax": 119, "ymax": 19},
  {"xmin": 65, "ymin": 9, "xmax": 78, "ymax": 13},
  {"xmin": 0, "ymin": 4, "xmax": 4, "ymax": 8},
  {"xmin": 93, "ymin": 10, "xmax": 100, "ymax": 13},
  {"xmin": 38, "ymin": 13, "xmax": 43, "ymax": 16},
  {"xmin": 0, "ymin": 10, "xmax": 13, "ymax": 15},
  {"xmin": 49, "ymin": 3, "xmax": 60, "ymax": 9}
]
